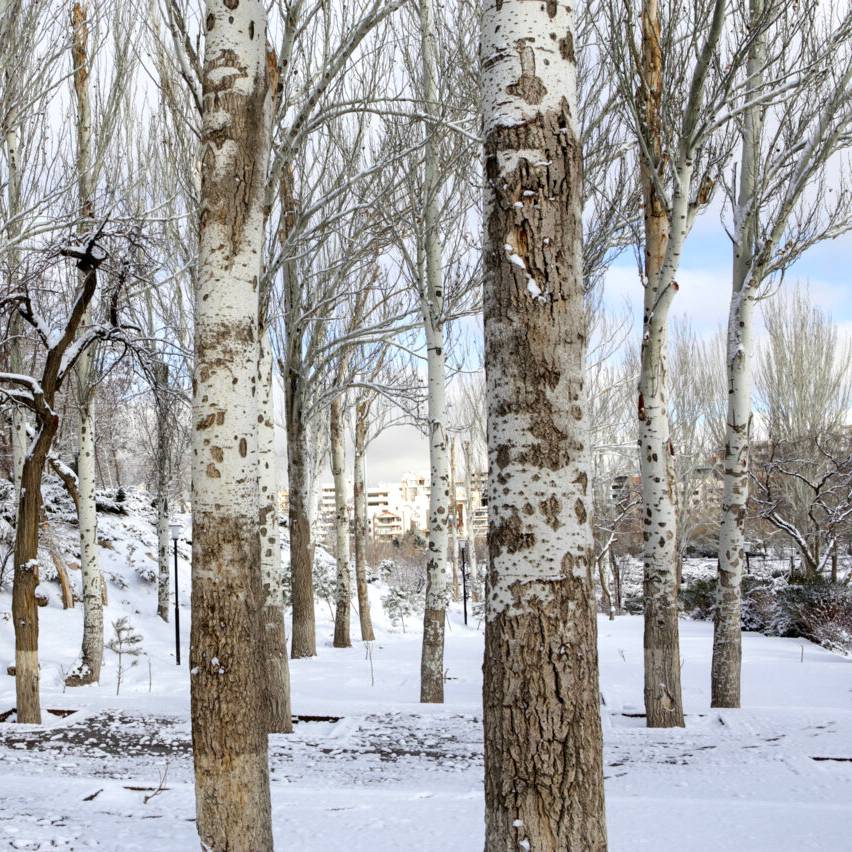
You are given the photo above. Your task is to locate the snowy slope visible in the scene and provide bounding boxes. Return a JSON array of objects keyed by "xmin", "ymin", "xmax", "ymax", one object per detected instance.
[{"xmin": 0, "ymin": 500, "xmax": 850, "ymax": 851}]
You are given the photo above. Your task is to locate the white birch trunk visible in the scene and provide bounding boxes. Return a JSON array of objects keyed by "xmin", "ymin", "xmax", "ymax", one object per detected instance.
[
  {"xmin": 712, "ymin": 0, "xmax": 764, "ymax": 708},
  {"xmin": 191, "ymin": 2, "xmax": 273, "ymax": 846},
  {"xmin": 481, "ymin": 2, "xmax": 607, "ymax": 845},
  {"xmin": 67, "ymin": 2, "xmax": 103, "ymax": 687},
  {"xmin": 331, "ymin": 397, "xmax": 351, "ymax": 647},
  {"xmin": 418, "ymin": 0, "xmax": 449, "ymax": 705}
]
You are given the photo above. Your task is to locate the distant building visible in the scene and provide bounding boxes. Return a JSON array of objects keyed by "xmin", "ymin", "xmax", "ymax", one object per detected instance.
[{"xmin": 288, "ymin": 467, "xmax": 488, "ymax": 543}]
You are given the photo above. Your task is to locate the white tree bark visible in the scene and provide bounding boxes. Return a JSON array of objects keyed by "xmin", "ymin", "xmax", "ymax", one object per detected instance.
[
  {"xmin": 418, "ymin": 0, "xmax": 449, "ymax": 706},
  {"xmin": 481, "ymin": 1, "xmax": 607, "ymax": 846},
  {"xmin": 191, "ymin": 2, "xmax": 273, "ymax": 846},
  {"xmin": 67, "ymin": 2, "xmax": 103, "ymax": 687},
  {"xmin": 711, "ymin": 0, "xmax": 765, "ymax": 708},
  {"xmin": 3, "ymin": 118, "xmax": 27, "ymax": 507},
  {"xmin": 331, "ymin": 396, "xmax": 351, "ymax": 647}
]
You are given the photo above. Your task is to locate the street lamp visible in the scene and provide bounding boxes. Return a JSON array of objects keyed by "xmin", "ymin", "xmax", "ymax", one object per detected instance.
[{"xmin": 169, "ymin": 521, "xmax": 182, "ymax": 665}]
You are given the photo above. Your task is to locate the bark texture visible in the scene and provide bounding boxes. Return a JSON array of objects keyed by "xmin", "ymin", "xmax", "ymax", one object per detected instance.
[
  {"xmin": 191, "ymin": 3, "xmax": 273, "ymax": 847},
  {"xmin": 481, "ymin": 1, "xmax": 607, "ymax": 847}
]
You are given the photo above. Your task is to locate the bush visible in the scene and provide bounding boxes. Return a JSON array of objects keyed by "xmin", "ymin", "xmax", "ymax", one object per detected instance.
[{"xmin": 679, "ymin": 576, "xmax": 717, "ymax": 620}]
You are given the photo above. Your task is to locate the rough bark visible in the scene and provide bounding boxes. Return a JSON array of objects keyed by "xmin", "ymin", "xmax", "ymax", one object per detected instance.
[
  {"xmin": 13, "ymin": 422, "xmax": 57, "ymax": 724},
  {"xmin": 331, "ymin": 397, "xmax": 351, "ymax": 647},
  {"xmin": 353, "ymin": 399, "xmax": 375, "ymax": 641},
  {"xmin": 481, "ymin": 1, "xmax": 607, "ymax": 847},
  {"xmin": 258, "ymin": 331, "xmax": 292, "ymax": 733},
  {"xmin": 638, "ymin": 0, "xmax": 685, "ymax": 729},
  {"xmin": 191, "ymin": 3, "xmax": 273, "ymax": 847},
  {"xmin": 418, "ymin": 0, "xmax": 449, "ymax": 705}
]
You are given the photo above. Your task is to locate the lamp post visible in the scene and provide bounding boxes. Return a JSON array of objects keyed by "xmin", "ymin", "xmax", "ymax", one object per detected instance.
[
  {"xmin": 459, "ymin": 541, "xmax": 468, "ymax": 626},
  {"xmin": 169, "ymin": 521, "xmax": 182, "ymax": 665}
]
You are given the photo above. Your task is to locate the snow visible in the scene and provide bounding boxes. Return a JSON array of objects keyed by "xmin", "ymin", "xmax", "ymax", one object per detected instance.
[{"xmin": 1, "ymin": 501, "xmax": 851, "ymax": 850}]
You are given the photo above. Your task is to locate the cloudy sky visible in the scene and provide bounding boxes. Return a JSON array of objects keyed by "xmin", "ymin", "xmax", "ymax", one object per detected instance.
[{"xmin": 340, "ymin": 218, "xmax": 852, "ymax": 486}]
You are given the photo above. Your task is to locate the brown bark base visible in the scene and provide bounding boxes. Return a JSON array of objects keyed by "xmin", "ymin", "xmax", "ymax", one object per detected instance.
[{"xmin": 484, "ymin": 588, "xmax": 607, "ymax": 851}]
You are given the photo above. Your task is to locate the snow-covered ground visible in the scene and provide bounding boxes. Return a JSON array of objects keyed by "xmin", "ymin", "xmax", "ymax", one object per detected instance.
[{"xmin": 1, "ymin": 504, "xmax": 850, "ymax": 851}]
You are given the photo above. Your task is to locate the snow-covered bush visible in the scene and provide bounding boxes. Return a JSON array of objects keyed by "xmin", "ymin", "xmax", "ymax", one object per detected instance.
[
  {"xmin": 379, "ymin": 558, "xmax": 425, "ymax": 631},
  {"xmin": 381, "ymin": 587, "xmax": 417, "ymax": 632}
]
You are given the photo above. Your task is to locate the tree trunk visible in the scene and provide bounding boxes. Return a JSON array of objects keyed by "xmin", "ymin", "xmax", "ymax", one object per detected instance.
[
  {"xmin": 610, "ymin": 547, "xmax": 622, "ymax": 614},
  {"xmin": 65, "ymin": 1, "xmax": 103, "ymax": 688},
  {"xmin": 353, "ymin": 400, "xmax": 375, "ymax": 641},
  {"xmin": 155, "ymin": 362, "xmax": 170, "ymax": 622},
  {"xmin": 598, "ymin": 555, "xmax": 614, "ymax": 620},
  {"xmin": 67, "ymin": 385, "xmax": 103, "ymax": 685},
  {"xmin": 191, "ymin": 3, "xmax": 273, "ymax": 847},
  {"xmin": 638, "ymin": 0, "xmax": 684, "ymax": 729},
  {"xmin": 286, "ymin": 373, "xmax": 316, "ymax": 658},
  {"xmin": 712, "ymin": 0, "xmax": 765, "ymax": 709},
  {"xmin": 418, "ymin": 0, "xmax": 449, "ymax": 705},
  {"xmin": 13, "ymin": 422, "xmax": 57, "ymax": 725},
  {"xmin": 481, "ymin": 1, "xmax": 607, "ymax": 847},
  {"xmin": 462, "ymin": 439, "xmax": 479, "ymax": 600},
  {"xmin": 449, "ymin": 436, "xmax": 460, "ymax": 602},
  {"xmin": 331, "ymin": 397, "xmax": 351, "ymax": 647},
  {"xmin": 258, "ymin": 332, "xmax": 292, "ymax": 733}
]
